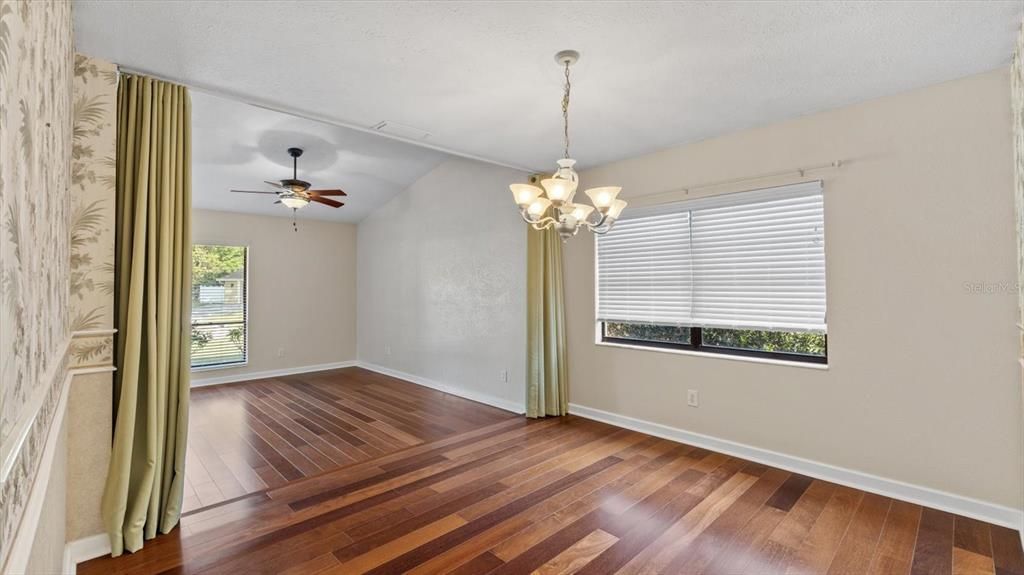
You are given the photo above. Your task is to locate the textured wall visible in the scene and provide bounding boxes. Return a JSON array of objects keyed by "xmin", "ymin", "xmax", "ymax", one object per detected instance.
[
  {"xmin": 357, "ymin": 158, "xmax": 528, "ymax": 411},
  {"xmin": 66, "ymin": 371, "xmax": 112, "ymax": 540},
  {"xmin": 564, "ymin": 69, "xmax": 1021, "ymax": 508},
  {"xmin": 0, "ymin": 0, "xmax": 74, "ymax": 568},
  {"xmin": 191, "ymin": 209, "xmax": 358, "ymax": 381}
]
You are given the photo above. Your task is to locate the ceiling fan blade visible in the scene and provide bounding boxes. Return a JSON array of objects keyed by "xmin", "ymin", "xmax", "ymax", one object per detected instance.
[
  {"xmin": 307, "ymin": 189, "xmax": 347, "ymax": 197},
  {"xmin": 231, "ymin": 189, "xmax": 279, "ymax": 195},
  {"xmin": 311, "ymin": 196, "xmax": 344, "ymax": 208},
  {"xmin": 264, "ymin": 180, "xmax": 285, "ymax": 189}
]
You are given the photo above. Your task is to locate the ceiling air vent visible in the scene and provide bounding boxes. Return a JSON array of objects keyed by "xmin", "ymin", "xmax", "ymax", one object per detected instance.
[{"xmin": 371, "ymin": 121, "xmax": 432, "ymax": 141}]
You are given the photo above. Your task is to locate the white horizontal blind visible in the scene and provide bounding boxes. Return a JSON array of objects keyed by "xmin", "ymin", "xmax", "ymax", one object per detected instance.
[
  {"xmin": 690, "ymin": 183, "xmax": 825, "ymax": 332},
  {"xmin": 596, "ymin": 181, "xmax": 826, "ymax": 333},
  {"xmin": 596, "ymin": 210, "xmax": 692, "ymax": 325}
]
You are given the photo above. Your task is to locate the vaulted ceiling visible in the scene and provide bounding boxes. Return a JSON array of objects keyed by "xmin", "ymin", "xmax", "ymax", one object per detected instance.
[{"xmin": 188, "ymin": 91, "xmax": 449, "ymax": 223}]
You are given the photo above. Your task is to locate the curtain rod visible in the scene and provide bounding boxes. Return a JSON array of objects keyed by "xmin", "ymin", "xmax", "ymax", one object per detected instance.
[
  {"xmin": 115, "ymin": 66, "xmax": 537, "ymax": 174},
  {"xmin": 636, "ymin": 160, "xmax": 843, "ymax": 201}
]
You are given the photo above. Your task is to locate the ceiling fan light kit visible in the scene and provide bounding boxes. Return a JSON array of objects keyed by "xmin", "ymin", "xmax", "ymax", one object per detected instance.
[
  {"xmin": 230, "ymin": 147, "xmax": 349, "ymax": 230},
  {"xmin": 279, "ymin": 195, "xmax": 309, "ymax": 209},
  {"xmin": 510, "ymin": 50, "xmax": 626, "ymax": 241}
]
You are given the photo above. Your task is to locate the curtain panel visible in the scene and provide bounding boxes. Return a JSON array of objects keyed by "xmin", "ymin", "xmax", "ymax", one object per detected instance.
[
  {"xmin": 102, "ymin": 73, "xmax": 192, "ymax": 556},
  {"xmin": 526, "ymin": 226, "xmax": 568, "ymax": 417}
]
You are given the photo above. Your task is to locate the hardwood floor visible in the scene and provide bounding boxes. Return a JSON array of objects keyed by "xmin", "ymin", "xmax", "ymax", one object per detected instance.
[
  {"xmin": 80, "ymin": 368, "xmax": 1024, "ymax": 574},
  {"xmin": 183, "ymin": 367, "xmax": 514, "ymax": 512}
]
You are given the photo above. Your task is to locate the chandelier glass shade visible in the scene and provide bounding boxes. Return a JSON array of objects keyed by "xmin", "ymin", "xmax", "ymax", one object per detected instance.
[{"xmin": 510, "ymin": 50, "xmax": 626, "ymax": 241}]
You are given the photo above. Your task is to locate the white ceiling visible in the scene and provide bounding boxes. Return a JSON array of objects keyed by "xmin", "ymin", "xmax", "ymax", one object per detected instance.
[
  {"xmin": 75, "ymin": 1, "xmax": 1021, "ymax": 174},
  {"xmin": 190, "ymin": 91, "xmax": 448, "ymax": 223}
]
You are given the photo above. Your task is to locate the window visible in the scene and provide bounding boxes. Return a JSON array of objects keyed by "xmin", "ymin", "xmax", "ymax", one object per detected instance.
[
  {"xmin": 191, "ymin": 244, "xmax": 248, "ymax": 369},
  {"xmin": 596, "ymin": 181, "xmax": 826, "ymax": 363}
]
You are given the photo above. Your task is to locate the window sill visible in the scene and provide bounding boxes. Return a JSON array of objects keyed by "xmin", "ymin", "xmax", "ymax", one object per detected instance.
[
  {"xmin": 191, "ymin": 361, "xmax": 248, "ymax": 373},
  {"xmin": 594, "ymin": 341, "xmax": 829, "ymax": 370}
]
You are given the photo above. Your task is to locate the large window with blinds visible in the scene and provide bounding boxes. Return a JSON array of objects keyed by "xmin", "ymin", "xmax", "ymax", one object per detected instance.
[
  {"xmin": 596, "ymin": 181, "xmax": 826, "ymax": 363},
  {"xmin": 190, "ymin": 244, "xmax": 248, "ymax": 369}
]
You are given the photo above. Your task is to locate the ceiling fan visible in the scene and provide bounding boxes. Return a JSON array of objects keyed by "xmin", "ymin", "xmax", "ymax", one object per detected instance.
[{"xmin": 230, "ymin": 147, "xmax": 347, "ymax": 211}]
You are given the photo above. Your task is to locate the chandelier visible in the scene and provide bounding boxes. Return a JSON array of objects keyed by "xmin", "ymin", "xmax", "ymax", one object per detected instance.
[{"xmin": 510, "ymin": 50, "xmax": 627, "ymax": 241}]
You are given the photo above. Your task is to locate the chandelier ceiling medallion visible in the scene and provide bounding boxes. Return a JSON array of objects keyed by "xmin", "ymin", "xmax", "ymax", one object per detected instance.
[{"xmin": 510, "ymin": 50, "xmax": 627, "ymax": 241}]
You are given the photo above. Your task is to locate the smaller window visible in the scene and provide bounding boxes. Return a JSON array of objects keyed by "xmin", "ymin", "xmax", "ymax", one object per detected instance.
[
  {"xmin": 603, "ymin": 322, "xmax": 691, "ymax": 346},
  {"xmin": 191, "ymin": 244, "xmax": 248, "ymax": 369},
  {"xmin": 601, "ymin": 322, "xmax": 827, "ymax": 363},
  {"xmin": 702, "ymin": 328, "xmax": 826, "ymax": 357}
]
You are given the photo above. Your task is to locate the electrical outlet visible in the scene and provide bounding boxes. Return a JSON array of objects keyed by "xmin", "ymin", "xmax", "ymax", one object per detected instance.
[
  {"xmin": 500, "ymin": 369, "xmax": 509, "ymax": 383},
  {"xmin": 276, "ymin": 347, "xmax": 286, "ymax": 358},
  {"xmin": 384, "ymin": 344, "xmax": 392, "ymax": 356},
  {"xmin": 687, "ymin": 389, "xmax": 699, "ymax": 407}
]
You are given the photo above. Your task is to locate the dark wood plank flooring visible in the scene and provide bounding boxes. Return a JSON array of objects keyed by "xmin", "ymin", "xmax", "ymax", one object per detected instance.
[
  {"xmin": 81, "ymin": 367, "xmax": 1024, "ymax": 574},
  {"xmin": 182, "ymin": 367, "xmax": 514, "ymax": 513}
]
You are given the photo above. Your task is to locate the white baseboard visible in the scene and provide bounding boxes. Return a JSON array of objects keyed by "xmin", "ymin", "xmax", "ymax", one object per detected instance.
[
  {"xmin": 189, "ymin": 360, "xmax": 526, "ymax": 415},
  {"xmin": 357, "ymin": 362, "xmax": 525, "ymax": 414},
  {"xmin": 190, "ymin": 360, "xmax": 358, "ymax": 387},
  {"xmin": 569, "ymin": 402, "xmax": 1023, "ymax": 531},
  {"xmin": 62, "ymin": 533, "xmax": 110, "ymax": 574}
]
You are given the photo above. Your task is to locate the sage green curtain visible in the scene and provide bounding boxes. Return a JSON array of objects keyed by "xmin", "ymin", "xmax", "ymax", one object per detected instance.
[
  {"xmin": 102, "ymin": 74, "xmax": 191, "ymax": 556},
  {"xmin": 526, "ymin": 226, "xmax": 568, "ymax": 417}
]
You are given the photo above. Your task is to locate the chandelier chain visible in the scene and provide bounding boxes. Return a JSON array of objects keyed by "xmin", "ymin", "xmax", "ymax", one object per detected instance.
[{"xmin": 562, "ymin": 61, "xmax": 571, "ymax": 159}]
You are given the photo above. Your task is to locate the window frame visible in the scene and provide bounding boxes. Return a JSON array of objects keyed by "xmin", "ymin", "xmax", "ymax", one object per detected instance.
[
  {"xmin": 593, "ymin": 180, "xmax": 828, "ymax": 366},
  {"xmin": 599, "ymin": 323, "xmax": 827, "ymax": 364},
  {"xmin": 190, "ymin": 243, "xmax": 250, "ymax": 371}
]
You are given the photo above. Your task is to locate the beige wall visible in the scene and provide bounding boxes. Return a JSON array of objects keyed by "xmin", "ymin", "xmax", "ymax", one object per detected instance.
[
  {"xmin": 357, "ymin": 158, "xmax": 528, "ymax": 412},
  {"xmin": 565, "ymin": 68, "xmax": 1022, "ymax": 508},
  {"xmin": 191, "ymin": 210, "xmax": 357, "ymax": 382}
]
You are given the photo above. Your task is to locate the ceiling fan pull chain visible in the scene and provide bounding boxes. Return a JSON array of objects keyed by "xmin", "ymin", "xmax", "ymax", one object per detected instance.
[{"xmin": 293, "ymin": 208, "xmax": 298, "ymax": 232}]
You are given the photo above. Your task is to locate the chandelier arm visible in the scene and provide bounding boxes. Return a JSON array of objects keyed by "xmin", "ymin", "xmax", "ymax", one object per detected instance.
[
  {"xmin": 584, "ymin": 212, "xmax": 614, "ymax": 234},
  {"xmin": 585, "ymin": 211, "xmax": 608, "ymax": 229},
  {"xmin": 519, "ymin": 209, "xmax": 542, "ymax": 224},
  {"xmin": 520, "ymin": 211, "xmax": 558, "ymax": 228}
]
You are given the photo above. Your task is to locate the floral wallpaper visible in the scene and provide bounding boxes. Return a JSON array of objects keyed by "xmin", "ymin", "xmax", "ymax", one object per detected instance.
[
  {"xmin": 0, "ymin": 0, "xmax": 73, "ymax": 568},
  {"xmin": 69, "ymin": 54, "xmax": 117, "ymax": 369},
  {"xmin": 0, "ymin": 0, "xmax": 72, "ymax": 444}
]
